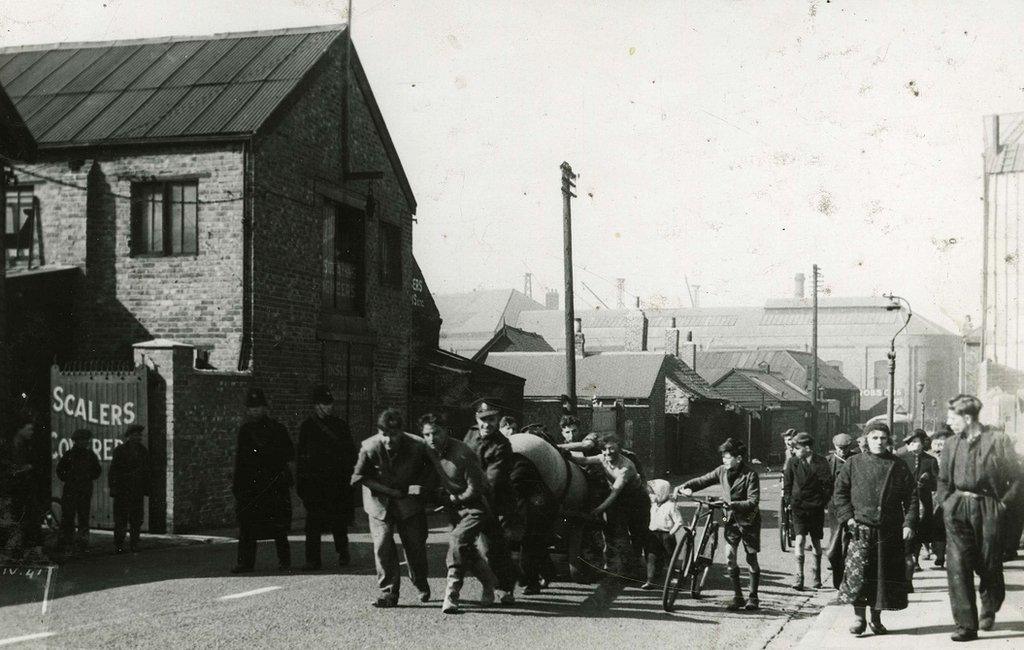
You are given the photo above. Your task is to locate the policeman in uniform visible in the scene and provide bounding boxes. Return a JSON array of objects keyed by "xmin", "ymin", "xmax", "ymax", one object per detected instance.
[
  {"xmin": 937, "ymin": 395, "xmax": 1022, "ymax": 641},
  {"xmin": 231, "ymin": 388, "xmax": 294, "ymax": 573},
  {"xmin": 297, "ymin": 384, "xmax": 357, "ymax": 570},
  {"xmin": 899, "ymin": 428, "xmax": 938, "ymax": 588},
  {"xmin": 463, "ymin": 399, "xmax": 518, "ymax": 602}
]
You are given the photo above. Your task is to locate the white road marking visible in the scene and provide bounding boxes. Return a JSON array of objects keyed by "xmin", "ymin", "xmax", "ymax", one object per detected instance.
[
  {"xmin": 218, "ymin": 586, "xmax": 281, "ymax": 601},
  {"xmin": 41, "ymin": 566, "xmax": 55, "ymax": 615},
  {"xmin": 0, "ymin": 632, "xmax": 57, "ymax": 646}
]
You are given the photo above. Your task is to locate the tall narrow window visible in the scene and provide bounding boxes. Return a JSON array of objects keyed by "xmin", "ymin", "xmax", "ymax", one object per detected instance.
[
  {"xmin": 379, "ymin": 221, "xmax": 402, "ymax": 287},
  {"xmin": 322, "ymin": 200, "xmax": 365, "ymax": 315},
  {"xmin": 131, "ymin": 181, "xmax": 198, "ymax": 256},
  {"xmin": 872, "ymin": 359, "xmax": 889, "ymax": 390},
  {"xmin": 4, "ymin": 186, "xmax": 36, "ymax": 263}
]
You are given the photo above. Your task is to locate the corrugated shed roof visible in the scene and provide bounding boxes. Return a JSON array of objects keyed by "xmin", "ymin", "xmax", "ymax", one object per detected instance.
[
  {"xmin": 0, "ymin": 26, "xmax": 341, "ymax": 147},
  {"xmin": 695, "ymin": 349, "xmax": 859, "ymax": 392},
  {"xmin": 713, "ymin": 368, "xmax": 811, "ymax": 408}
]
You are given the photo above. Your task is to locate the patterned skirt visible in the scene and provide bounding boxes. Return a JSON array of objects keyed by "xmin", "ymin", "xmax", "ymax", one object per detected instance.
[{"xmin": 835, "ymin": 522, "xmax": 909, "ymax": 610}]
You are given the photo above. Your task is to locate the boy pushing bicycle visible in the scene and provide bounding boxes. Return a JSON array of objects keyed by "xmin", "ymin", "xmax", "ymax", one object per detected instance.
[{"xmin": 677, "ymin": 438, "xmax": 761, "ymax": 611}]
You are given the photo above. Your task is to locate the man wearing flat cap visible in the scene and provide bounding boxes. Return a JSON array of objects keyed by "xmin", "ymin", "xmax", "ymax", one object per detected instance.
[
  {"xmin": 296, "ymin": 384, "xmax": 357, "ymax": 570},
  {"xmin": 109, "ymin": 424, "xmax": 150, "ymax": 553},
  {"xmin": 463, "ymin": 398, "xmax": 518, "ymax": 603},
  {"xmin": 899, "ymin": 428, "xmax": 939, "ymax": 589},
  {"xmin": 56, "ymin": 428, "xmax": 102, "ymax": 550},
  {"xmin": 231, "ymin": 388, "xmax": 294, "ymax": 573},
  {"xmin": 783, "ymin": 431, "xmax": 832, "ymax": 590},
  {"xmin": 825, "ymin": 433, "xmax": 858, "ymax": 588}
]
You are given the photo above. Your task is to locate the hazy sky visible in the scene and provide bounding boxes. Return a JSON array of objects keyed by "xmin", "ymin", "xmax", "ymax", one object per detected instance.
[{"xmin": 4, "ymin": 1, "xmax": 1022, "ymax": 329}]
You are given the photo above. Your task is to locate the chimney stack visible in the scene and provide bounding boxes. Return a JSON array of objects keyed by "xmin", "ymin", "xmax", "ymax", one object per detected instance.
[
  {"xmin": 574, "ymin": 317, "xmax": 586, "ymax": 357},
  {"xmin": 758, "ymin": 361, "xmax": 771, "ymax": 374},
  {"xmin": 624, "ymin": 309, "xmax": 648, "ymax": 352},
  {"xmin": 545, "ymin": 289, "xmax": 559, "ymax": 310},
  {"xmin": 687, "ymin": 330, "xmax": 697, "ymax": 371},
  {"xmin": 794, "ymin": 273, "xmax": 806, "ymax": 300},
  {"xmin": 692, "ymin": 285, "xmax": 700, "ymax": 308},
  {"xmin": 664, "ymin": 317, "xmax": 680, "ymax": 357}
]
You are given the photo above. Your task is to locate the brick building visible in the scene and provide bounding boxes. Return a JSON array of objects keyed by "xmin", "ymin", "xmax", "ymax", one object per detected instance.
[{"xmin": 1, "ymin": 25, "xmax": 424, "ymax": 530}]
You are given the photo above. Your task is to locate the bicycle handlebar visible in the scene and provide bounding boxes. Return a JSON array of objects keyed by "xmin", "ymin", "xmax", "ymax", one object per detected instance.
[{"xmin": 677, "ymin": 494, "xmax": 728, "ymax": 508}]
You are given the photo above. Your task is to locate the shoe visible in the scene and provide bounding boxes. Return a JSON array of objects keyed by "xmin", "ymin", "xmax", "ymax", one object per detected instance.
[
  {"xmin": 933, "ymin": 560, "xmax": 945, "ymax": 569},
  {"xmin": 539, "ymin": 576, "xmax": 552, "ymax": 589},
  {"xmin": 726, "ymin": 595, "xmax": 746, "ymax": 611},
  {"xmin": 372, "ymin": 596, "xmax": 398, "ymax": 608},
  {"xmin": 522, "ymin": 584, "xmax": 542, "ymax": 595},
  {"xmin": 811, "ymin": 578, "xmax": 822, "ymax": 590},
  {"xmin": 868, "ymin": 620, "xmax": 888, "ymax": 635},
  {"xmin": 338, "ymin": 551, "xmax": 350, "ymax": 567},
  {"xmin": 744, "ymin": 595, "xmax": 760, "ymax": 611},
  {"xmin": 301, "ymin": 562, "xmax": 322, "ymax": 572},
  {"xmin": 639, "ymin": 581, "xmax": 658, "ymax": 591},
  {"xmin": 480, "ymin": 586, "xmax": 495, "ymax": 606},
  {"xmin": 498, "ymin": 590, "xmax": 515, "ymax": 605},
  {"xmin": 230, "ymin": 565, "xmax": 254, "ymax": 574},
  {"xmin": 849, "ymin": 618, "xmax": 867, "ymax": 636},
  {"xmin": 950, "ymin": 628, "xmax": 977, "ymax": 642},
  {"xmin": 791, "ymin": 578, "xmax": 804, "ymax": 591},
  {"xmin": 418, "ymin": 589, "xmax": 431, "ymax": 603},
  {"xmin": 979, "ymin": 614, "xmax": 995, "ymax": 631},
  {"xmin": 442, "ymin": 596, "xmax": 460, "ymax": 614}
]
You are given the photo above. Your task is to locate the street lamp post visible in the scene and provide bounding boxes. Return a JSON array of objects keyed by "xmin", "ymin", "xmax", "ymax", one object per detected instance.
[{"xmin": 884, "ymin": 294, "xmax": 913, "ymax": 435}]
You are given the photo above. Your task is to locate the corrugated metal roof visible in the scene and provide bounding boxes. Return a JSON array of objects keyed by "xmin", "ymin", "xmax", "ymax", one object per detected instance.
[
  {"xmin": 713, "ymin": 368, "xmax": 811, "ymax": 408},
  {"xmin": 695, "ymin": 349, "xmax": 859, "ymax": 392},
  {"xmin": 0, "ymin": 25, "xmax": 344, "ymax": 147}
]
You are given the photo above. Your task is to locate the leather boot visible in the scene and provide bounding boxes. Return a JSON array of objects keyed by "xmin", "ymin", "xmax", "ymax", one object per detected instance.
[
  {"xmin": 745, "ymin": 571, "xmax": 760, "ymax": 610},
  {"xmin": 849, "ymin": 606, "xmax": 867, "ymax": 635},
  {"xmin": 726, "ymin": 567, "xmax": 745, "ymax": 610},
  {"xmin": 869, "ymin": 609, "xmax": 887, "ymax": 635},
  {"xmin": 811, "ymin": 554, "xmax": 822, "ymax": 589}
]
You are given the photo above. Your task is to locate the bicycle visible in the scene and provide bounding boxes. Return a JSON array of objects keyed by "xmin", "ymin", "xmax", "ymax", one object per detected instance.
[
  {"xmin": 662, "ymin": 494, "xmax": 729, "ymax": 612},
  {"xmin": 779, "ymin": 497, "xmax": 795, "ymax": 552}
]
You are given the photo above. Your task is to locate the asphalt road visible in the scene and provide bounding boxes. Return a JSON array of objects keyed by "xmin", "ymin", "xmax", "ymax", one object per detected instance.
[{"xmin": 0, "ymin": 472, "xmax": 828, "ymax": 649}]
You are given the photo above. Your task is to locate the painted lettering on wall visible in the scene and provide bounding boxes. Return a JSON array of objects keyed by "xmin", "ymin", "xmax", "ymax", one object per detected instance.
[
  {"xmin": 51, "ymin": 435, "xmax": 123, "ymax": 461},
  {"xmin": 51, "ymin": 386, "xmax": 136, "ymax": 426}
]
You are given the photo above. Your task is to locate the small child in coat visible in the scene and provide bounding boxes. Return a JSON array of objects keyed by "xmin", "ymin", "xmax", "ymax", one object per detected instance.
[
  {"xmin": 643, "ymin": 478, "xmax": 681, "ymax": 589},
  {"xmin": 56, "ymin": 428, "xmax": 102, "ymax": 548}
]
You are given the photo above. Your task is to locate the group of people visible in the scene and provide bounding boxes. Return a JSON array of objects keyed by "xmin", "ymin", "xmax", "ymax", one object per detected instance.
[
  {"xmin": 0, "ymin": 414, "xmax": 150, "ymax": 562},
  {"xmin": 775, "ymin": 394, "xmax": 1022, "ymax": 642}
]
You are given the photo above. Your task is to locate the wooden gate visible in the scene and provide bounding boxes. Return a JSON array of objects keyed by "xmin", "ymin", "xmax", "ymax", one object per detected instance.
[{"xmin": 50, "ymin": 364, "xmax": 148, "ymax": 529}]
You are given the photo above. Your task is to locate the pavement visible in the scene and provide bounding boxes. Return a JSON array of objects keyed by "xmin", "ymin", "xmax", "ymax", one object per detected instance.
[{"xmin": 769, "ymin": 556, "xmax": 1024, "ymax": 648}]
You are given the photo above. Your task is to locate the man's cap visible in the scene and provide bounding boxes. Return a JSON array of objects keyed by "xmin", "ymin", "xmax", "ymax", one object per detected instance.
[
  {"xmin": 520, "ymin": 422, "xmax": 543, "ymax": 433},
  {"xmin": 832, "ymin": 433, "xmax": 853, "ymax": 447},
  {"xmin": 310, "ymin": 384, "xmax": 334, "ymax": 405},
  {"xmin": 793, "ymin": 431, "xmax": 814, "ymax": 446},
  {"xmin": 245, "ymin": 387, "xmax": 268, "ymax": 408},
  {"xmin": 903, "ymin": 428, "xmax": 929, "ymax": 445},
  {"xmin": 71, "ymin": 428, "xmax": 93, "ymax": 441},
  {"xmin": 781, "ymin": 428, "xmax": 797, "ymax": 438},
  {"xmin": 124, "ymin": 424, "xmax": 145, "ymax": 437},
  {"xmin": 473, "ymin": 399, "xmax": 500, "ymax": 418},
  {"xmin": 931, "ymin": 427, "xmax": 951, "ymax": 440}
]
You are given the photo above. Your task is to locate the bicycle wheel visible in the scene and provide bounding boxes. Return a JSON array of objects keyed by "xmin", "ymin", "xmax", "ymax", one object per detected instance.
[
  {"xmin": 690, "ymin": 527, "xmax": 716, "ymax": 598},
  {"xmin": 779, "ymin": 503, "xmax": 790, "ymax": 552},
  {"xmin": 662, "ymin": 532, "xmax": 693, "ymax": 612}
]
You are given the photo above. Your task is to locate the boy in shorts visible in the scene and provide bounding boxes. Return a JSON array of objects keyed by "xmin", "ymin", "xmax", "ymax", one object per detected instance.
[{"xmin": 783, "ymin": 432, "xmax": 832, "ymax": 590}]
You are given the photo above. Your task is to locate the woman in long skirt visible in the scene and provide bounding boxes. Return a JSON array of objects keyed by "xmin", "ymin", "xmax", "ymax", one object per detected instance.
[{"xmin": 833, "ymin": 422, "xmax": 919, "ymax": 636}]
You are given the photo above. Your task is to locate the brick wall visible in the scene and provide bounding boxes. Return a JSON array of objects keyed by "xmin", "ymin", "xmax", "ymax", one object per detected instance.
[
  {"xmin": 14, "ymin": 147, "xmax": 246, "ymax": 369},
  {"xmin": 251, "ymin": 37, "xmax": 415, "ymax": 438}
]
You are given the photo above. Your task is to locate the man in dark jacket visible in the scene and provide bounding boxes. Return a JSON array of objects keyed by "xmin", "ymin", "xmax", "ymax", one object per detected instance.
[
  {"xmin": 509, "ymin": 434, "xmax": 558, "ymax": 595},
  {"xmin": 825, "ymin": 433, "xmax": 858, "ymax": 589},
  {"xmin": 2, "ymin": 413, "xmax": 46, "ymax": 562},
  {"xmin": 463, "ymin": 399, "xmax": 518, "ymax": 601},
  {"xmin": 231, "ymin": 388, "xmax": 294, "ymax": 573},
  {"xmin": 783, "ymin": 431, "xmax": 832, "ymax": 590},
  {"xmin": 937, "ymin": 395, "xmax": 1022, "ymax": 642},
  {"xmin": 109, "ymin": 424, "xmax": 149, "ymax": 553},
  {"xmin": 297, "ymin": 384, "xmax": 357, "ymax": 571},
  {"xmin": 899, "ymin": 428, "xmax": 938, "ymax": 589},
  {"xmin": 56, "ymin": 428, "xmax": 102, "ymax": 549}
]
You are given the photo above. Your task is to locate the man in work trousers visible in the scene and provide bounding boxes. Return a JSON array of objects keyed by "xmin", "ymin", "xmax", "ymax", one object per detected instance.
[
  {"xmin": 351, "ymin": 408, "xmax": 434, "ymax": 608},
  {"xmin": 109, "ymin": 424, "xmax": 149, "ymax": 553},
  {"xmin": 937, "ymin": 394, "xmax": 1022, "ymax": 642},
  {"xmin": 898, "ymin": 428, "xmax": 938, "ymax": 591},
  {"xmin": 297, "ymin": 384, "xmax": 357, "ymax": 570},
  {"xmin": 783, "ymin": 431, "xmax": 832, "ymax": 591},
  {"xmin": 463, "ymin": 399, "xmax": 518, "ymax": 602}
]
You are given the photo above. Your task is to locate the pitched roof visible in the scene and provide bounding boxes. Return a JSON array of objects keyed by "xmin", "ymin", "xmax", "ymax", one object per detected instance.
[
  {"xmin": 471, "ymin": 324, "xmax": 554, "ymax": 363},
  {"xmin": 712, "ymin": 368, "xmax": 811, "ymax": 409},
  {"xmin": 695, "ymin": 349, "xmax": 859, "ymax": 392},
  {"xmin": 484, "ymin": 351, "xmax": 725, "ymax": 401},
  {"xmin": 0, "ymin": 83, "xmax": 35, "ymax": 160},
  {"xmin": 987, "ymin": 112, "xmax": 1024, "ymax": 174},
  {"xmin": 436, "ymin": 289, "xmax": 546, "ymax": 357}
]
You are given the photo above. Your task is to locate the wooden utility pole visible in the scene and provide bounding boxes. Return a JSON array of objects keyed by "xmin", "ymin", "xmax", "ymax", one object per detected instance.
[
  {"xmin": 561, "ymin": 162, "xmax": 578, "ymax": 406},
  {"xmin": 811, "ymin": 264, "xmax": 820, "ymax": 441}
]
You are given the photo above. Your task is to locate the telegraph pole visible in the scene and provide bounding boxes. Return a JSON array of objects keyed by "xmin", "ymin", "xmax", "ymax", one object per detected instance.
[
  {"xmin": 811, "ymin": 264, "xmax": 820, "ymax": 442},
  {"xmin": 561, "ymin": 162, "xmax": 578, "ymax": 406}
]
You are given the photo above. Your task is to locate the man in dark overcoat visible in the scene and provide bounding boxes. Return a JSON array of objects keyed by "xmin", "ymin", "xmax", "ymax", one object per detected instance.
[
  {"xmin": 231, "ymin": 388, "xmax": 294, "ymax": 573},
  {"xmin": 826, "ymin": 433, "xmax": 858, "ymax": 589},
  {"xmin": 937, "ymin": 394, "xmax": 1022, "ymax": 642},
  {"xmin": 898, "ymin": 428, "xmax": 938, "ymax": 589},
  {"xmin": 109, "ymin": 424, "xmax": 149, "ymax": 553},
  {"xmin": 297, "ymin": 384, "xmax": 357, "ymax": 571},
  {"xmin": 509, "ymin": 429, "xmax": 559, "ymax": 594}
]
